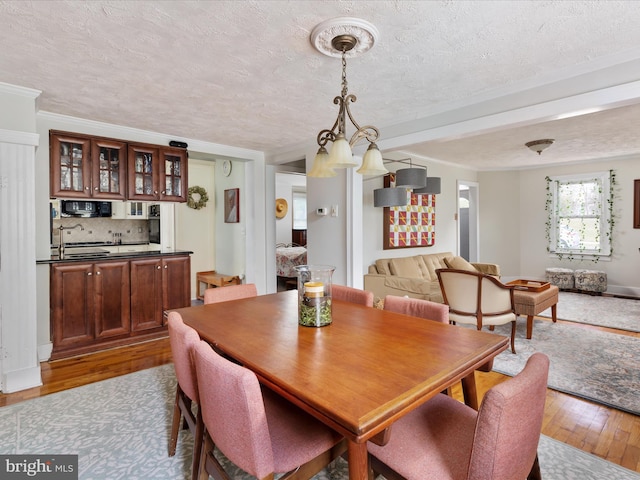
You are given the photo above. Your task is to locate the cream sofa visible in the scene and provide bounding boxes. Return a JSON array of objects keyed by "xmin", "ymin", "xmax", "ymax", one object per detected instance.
[{"xmin": 363, "ymin": 252, "xmax": 500, "ymax": 303}]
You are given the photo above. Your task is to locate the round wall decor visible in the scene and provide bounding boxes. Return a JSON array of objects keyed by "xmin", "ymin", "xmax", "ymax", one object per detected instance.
[
  {"xmin": 222, "ymin": 160, "xmax": 232, "ymax": 176},
  {"xmin": 275, "ymin": 198, "xmax": 288, "ymax": 218},
  {"xmin": 187, "ymin": 186, "xmax": 209, "ymax": 210}
]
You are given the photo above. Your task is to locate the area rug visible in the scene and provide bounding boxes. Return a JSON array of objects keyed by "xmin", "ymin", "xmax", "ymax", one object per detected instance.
[
  {"xmin": 539, "ymin": 291, "xmax": 640, "ymax": 332},
  {"xmin": 1, "ymin": 365, "xmax": 639, "ymax": 479},
  {"xmin": 490, "ymin": 319, "xmax": 640, "ymax": 415}
]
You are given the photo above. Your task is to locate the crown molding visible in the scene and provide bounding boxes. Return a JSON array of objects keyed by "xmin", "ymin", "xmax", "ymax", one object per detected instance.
[
  {"xmin": 0, "ymin": 82, "xmax": 41, "ymax": 98},
  {"xmin": 0, "ymin": 128, "xmax": 39, "ymax": 146}
]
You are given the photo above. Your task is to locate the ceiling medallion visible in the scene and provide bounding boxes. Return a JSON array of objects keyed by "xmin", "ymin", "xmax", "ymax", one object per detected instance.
[{"xmin": 310, "ymin": 17, "xmax": 379, "ymax": 58}]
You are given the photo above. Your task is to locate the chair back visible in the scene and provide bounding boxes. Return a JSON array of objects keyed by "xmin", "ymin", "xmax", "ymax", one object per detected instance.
[
  {"xmin": 479, "ymin": 276, "xmax": 512, "ymax": 314},
  {"xmin": 437, "ymin": 269, "xmax": 514, "ymax": 327},
  {"xmin": 167, "ymin": 312, "xmax": 200, "ymax": 402},
  {"xmin": 468, "ymin": 352, "xmax": 550, "ymax": 480},
  {"xmin": 332, "ymin": 284, "xmax": 374, "ymax": 307},
  {"xmin": 203, "ymin": 283, "xmax": 258, "ymax": 304},
  {"xmin": 383, "ymin": 295, "xmax": 449, "ymax": 323},
  {"xmin": 193, "ymin": 340, "xmax": 274, "ymax": 479}
]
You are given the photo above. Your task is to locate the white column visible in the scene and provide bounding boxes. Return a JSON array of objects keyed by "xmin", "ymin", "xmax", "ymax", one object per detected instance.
[{"xmin": 0, "ymin": 129, "xmax": 42, "ymax": 392}]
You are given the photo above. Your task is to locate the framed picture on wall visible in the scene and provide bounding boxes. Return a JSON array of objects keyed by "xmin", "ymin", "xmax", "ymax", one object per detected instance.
[
  {"xmin": 224, "ymin": 188, "xmax": 240, "ymax": 223},
  {"xmin": 383, "ymin": 174, "xmax": 436, "ymax": 249}
]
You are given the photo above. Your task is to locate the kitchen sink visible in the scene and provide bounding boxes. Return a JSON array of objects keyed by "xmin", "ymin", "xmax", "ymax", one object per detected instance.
[
  {"xmin": 65, "ymin": 252, "xmax": 110, "ymax": 258},
  {"xmin": 60, "ymin": 247, "xmax": 110, "ymax": 259}
]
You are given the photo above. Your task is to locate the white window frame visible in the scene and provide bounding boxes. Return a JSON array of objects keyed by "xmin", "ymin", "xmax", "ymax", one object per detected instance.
[
  {"xmin": 292, "ymin": 188, "xmax": 307, "ymax": 230},
  {"xmin": 547, "ymin": 171, "xmax": 612, "ymax": 258}
]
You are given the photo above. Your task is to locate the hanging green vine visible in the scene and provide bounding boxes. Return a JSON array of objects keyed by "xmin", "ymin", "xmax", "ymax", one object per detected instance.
[
  {"xmin": 606, "ymin": 169, "xmax": 617, "ymax": 253},
  {"xmin": 544, "ymin": 170, "xmax": 616, "ymax": 263}
]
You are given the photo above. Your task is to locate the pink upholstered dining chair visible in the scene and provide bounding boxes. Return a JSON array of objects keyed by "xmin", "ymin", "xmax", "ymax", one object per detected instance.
[
  {"xmin": 192, "ymin": 340, "xmax": 346, "ymax": 480},
  {"xmin": 167, "ymin": 312, "xmax": 203, "ymax": 480},
  {"xmin": 203, "ymin": 283, "xmax": 257, "ymax": 304},
  {"xmin": 383, "ymin": 295, "xmax": 449, "ymax": 323},
  {"xmin": 437, "ymin": 268, "xmax": 517, "ymax": 353},
  {"xmin": 332, "ymin": 284, "xmax": 374, "ymax": 307},
  {"xmin": 368, "ymin": 352, "xmax": 550, "ymax": 480},
  {"xmin": 383, "ymin": 295, "xmax": 455, "ymax": 396}
]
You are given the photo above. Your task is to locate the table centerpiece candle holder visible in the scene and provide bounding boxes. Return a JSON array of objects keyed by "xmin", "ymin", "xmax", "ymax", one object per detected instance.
[{"xmin": 294, "ymin": 265, "xmax": 335, "ymax": 327}]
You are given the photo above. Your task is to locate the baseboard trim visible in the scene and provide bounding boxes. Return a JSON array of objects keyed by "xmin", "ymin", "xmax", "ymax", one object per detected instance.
[{"xmin": 2, "ymin": 365, "xmax": 42, "ymax": 393}]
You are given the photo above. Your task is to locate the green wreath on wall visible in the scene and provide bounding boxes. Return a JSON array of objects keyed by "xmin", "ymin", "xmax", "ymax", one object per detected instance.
[{"xmin": 187, "ymin": 186, "xmax": 209, "ymax": 210}]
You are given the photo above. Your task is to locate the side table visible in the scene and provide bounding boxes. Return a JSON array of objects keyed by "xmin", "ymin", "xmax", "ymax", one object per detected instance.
[{"xmin": 196, "ymin": 270, "xmax": 241, "ymax": 301}]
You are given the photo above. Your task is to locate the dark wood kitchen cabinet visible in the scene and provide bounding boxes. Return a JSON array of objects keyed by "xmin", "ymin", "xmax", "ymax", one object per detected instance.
[
  {"xmin": 162, "ymin": 255, "xmax": 191, "ymax": 312},
  {"xmin": 51, "ymin": 260, "xmax": 130, "ymax": 355},
  {"xmin": 50, "ymin": 254, "xmax": 190, "ymax": 360},
  {"xmin": 130, "ymin": 255, "xmax": 191, "ymax": 330},
  {"xmin": 128, "ymin": 144, "xmax": 187, "ymax": 202},
  {"xmin": 50, "ymin": 130, "xmax": 186, "ymax": 202},
  {"xmin": 130, "ymin": 258, "xmax": 164, "ymax": 332},
  {"xmin": 50, "ymin": 131, "xmax": 127, "ymax": 200}
]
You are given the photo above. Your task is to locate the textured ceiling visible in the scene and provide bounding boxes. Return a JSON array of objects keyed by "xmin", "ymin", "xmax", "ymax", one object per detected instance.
[{"xmin": 2, "ymin": 0, "xmax": 640, "ymax": 169}]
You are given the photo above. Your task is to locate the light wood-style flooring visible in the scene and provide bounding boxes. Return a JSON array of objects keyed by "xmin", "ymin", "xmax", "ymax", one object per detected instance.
[{"xmin": 1, "ymin": 317, "xmax": 638, "ymax": 474}]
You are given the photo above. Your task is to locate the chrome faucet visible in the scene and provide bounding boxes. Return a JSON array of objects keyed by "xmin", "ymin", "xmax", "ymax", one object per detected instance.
[{"xmin": 58, "ymin": 223, "xmax": 84, "ymax": 258}]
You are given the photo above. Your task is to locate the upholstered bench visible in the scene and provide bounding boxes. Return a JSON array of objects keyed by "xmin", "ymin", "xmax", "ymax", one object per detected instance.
[
  {"xmin": 545, "ymin": 267, "xmax": 574, "ymax": 290},
  {"xmin": 512, "ymin": 285, "xmax": 559, "ymax": 339},
  {"xmin": 574, "ymin": 269, "xmax": 607, "ymax": 293}
]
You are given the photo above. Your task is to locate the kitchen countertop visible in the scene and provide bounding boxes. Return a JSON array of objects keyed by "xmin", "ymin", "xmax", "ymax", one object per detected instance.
[{"xmin": 37, "ymin": 248, "xmax": 193, "ymax": 264}]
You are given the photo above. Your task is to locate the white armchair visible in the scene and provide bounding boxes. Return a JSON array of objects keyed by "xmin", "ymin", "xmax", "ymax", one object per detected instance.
[{"xmin": 436, "ymin": 268, "xmax": 517, "ymax": 353}]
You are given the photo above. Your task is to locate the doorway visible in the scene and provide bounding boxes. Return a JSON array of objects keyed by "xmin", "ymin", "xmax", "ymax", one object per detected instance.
[{"xmin": 457, "ymin": 181, "xmax": 479, "ymax": 262}]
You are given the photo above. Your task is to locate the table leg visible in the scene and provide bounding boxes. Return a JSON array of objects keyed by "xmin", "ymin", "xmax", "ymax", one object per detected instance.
[
  {"xmin": 347, "ymin": 441, "xmax": 370, "ymax": 480},
  {"xmin": 526, "ymin": 315, "xmax": 534, "ymax": 339},
  {"xmin": 551, "ymin": 304, "xmax": 557, "ymax": 323},
  {"xmin": 461, "ymin": 372, "xmax": 479, "ymax": 410}
]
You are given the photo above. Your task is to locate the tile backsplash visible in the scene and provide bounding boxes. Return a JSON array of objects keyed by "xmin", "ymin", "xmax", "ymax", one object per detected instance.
[{"xmin": 52, "ymin": 218, "xmax": 149, "ymax": 246}]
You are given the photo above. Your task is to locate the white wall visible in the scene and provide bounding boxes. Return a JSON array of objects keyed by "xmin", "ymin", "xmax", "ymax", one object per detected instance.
[
  {"xmin": 306, "ymin": 155, "xmax": 350, "ymax": 285},
  {"xmin": 275, "ymin": 172, "xmax": 306, "ymax": 245},
  {"xmin": 480, "ymin": 156, "xmax": 640, "ymax": 295},
  {"xmin": 0, "ymin": 84, "xmax": 41, "ymax": 392},
  {"xmin": 175, "ymin": 158, "xmax": 216, "ymax": 299},
  {"xmin": 214, "ymin": 160, "xmax": 247, "ymax": 281},
  {"xmin": 476, "ymin": 170, "xmax": 522, "ymax": 277}
]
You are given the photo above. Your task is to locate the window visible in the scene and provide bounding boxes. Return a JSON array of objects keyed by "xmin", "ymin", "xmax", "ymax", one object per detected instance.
[
  {"xmin": 546, "ymin": 171, "xmax": 613, "ymax": 258},
  {"xmin": 292, "ymin": 189, "xmax": 307, "ymax": 230}
]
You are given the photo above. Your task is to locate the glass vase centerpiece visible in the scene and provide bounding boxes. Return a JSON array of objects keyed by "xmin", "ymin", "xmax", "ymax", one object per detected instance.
[{"xmin": 294, "ymin": 265, "xmax": 335, "ymax": 327}]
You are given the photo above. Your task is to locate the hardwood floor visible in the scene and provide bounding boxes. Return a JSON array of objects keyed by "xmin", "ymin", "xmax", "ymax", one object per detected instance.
[{"xmin": 1, "ymin": 318, "xmax": 638, "ymax": 474}]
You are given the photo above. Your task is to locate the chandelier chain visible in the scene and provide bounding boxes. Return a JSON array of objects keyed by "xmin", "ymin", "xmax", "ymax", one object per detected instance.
[{"xmin": 341, "ymin": 49, "xmax": 348, "ymax": 98}]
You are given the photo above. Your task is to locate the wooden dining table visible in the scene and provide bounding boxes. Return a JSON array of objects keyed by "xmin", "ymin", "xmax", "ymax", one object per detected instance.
[{"xmin": 175, "ymin": 290, "xmax": 509, "ymax": 480}]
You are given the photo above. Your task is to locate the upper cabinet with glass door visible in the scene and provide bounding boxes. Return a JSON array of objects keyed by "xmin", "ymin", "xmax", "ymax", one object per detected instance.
[
  {"xmin": 128, "ymin": 144, "xmax": 187, "ymax": 202},
  {"xmin": 161, "ymin": 148, "xmax": 187, "ymax": 202},
  {"xmin": 90, "ymin": 138, "xmax": 127, "ymax": 199},
  {"xmin": 50, "ymin": 132, "xmax": 91, "ymax": 198},
  {"xmin": 50, "ymin": 131, "xmax": 187, "ymax": 202},
  {"xmin": 50, "ymin": 131, "xmax": 127, "ymax": 200}
]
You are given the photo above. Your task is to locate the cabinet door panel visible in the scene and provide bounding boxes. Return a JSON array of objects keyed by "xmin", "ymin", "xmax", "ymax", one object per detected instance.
[
  {"xmin": 160, "ymin": 148, "xmax": 188, "ymax": 202},
  {"xmin": 94, "ymin": 261, "xmax": 131, "ymax": 338},
  {"xmin": 162, "ymin": 256, "xmax": 191, "ymax": 314},
  {"xmin": 91, "ymin": 139, "xmax": 127, "ymax": 199},
  {"xmin": 51, "ymin": 263, "xmax": 95, "ymax": 348},
  {"xmin": 128, "ymin": 144, "xmax": 160, "ymax": 200},
  {"xmin": 50, "ymin": 133, "xmax": 92, "ymax": 198},
  {"xmin": 130, "ymin": 258, "xmax": 164, "ymax": 331}
]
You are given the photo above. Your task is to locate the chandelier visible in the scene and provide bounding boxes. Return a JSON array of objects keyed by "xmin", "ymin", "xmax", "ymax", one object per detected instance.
[{"xmin": 308, "ymin": 18, "xmax": 387, "ymax": 178}]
